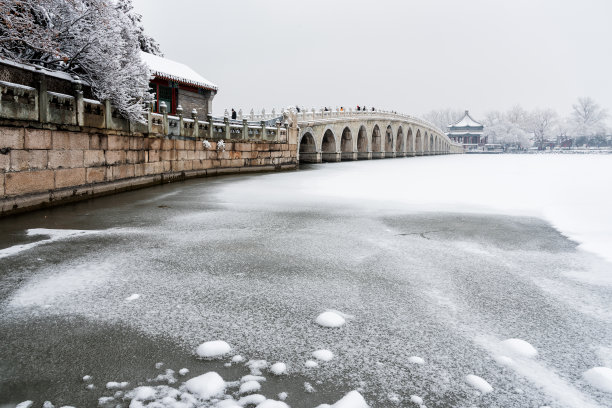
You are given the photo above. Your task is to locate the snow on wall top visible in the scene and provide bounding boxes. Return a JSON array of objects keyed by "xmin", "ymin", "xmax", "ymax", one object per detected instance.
[
  {"xmin": 140, "ymin": 51, "xmax": 218, "ymax": 91},
  {"xmin": 448, "ymin": 110, "xmax": 484, "ymax": 129}
]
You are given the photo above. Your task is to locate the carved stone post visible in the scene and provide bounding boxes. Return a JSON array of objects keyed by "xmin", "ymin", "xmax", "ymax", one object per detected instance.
[
  {"xmin": 242, "ymin": 118, "xmax": 248, "ymax": 140},
  {"xmin": 177, "ymin": 104, "xmax": 184, "ymax": 137},
  {"xmin": 36, "ymin": 72, "xmax": 48, "ymax": 123},
  {"xmin": 224, "ymin": 116, "xmax": 230, "ymax": 140},
  {"xmin": 207, "ymin": 113, "xmax": 214, "ymax": 139},
  {"xmin": 260, "ymin": 120, "xmax": 266, "ymax": 140},
  {"xmin": 104, "ymin": 100, "xmax": 112, "ymax": 129},
  {"xmin": 73, "ymin": 76, "xmax": 84, "ymax": 127},
  {"xmin": 192, "ymin": 109, "xmax": 198, "ymax": 138},
  {"xmin": 160, "ymin": 101, "xmax": 168, "ymax": 135}
]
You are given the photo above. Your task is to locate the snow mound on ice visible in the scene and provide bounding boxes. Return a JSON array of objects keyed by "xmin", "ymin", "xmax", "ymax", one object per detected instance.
[
  {"xmin": 493, "ymin": 355, "xmax": 514, "ymax": 365},
  {"xmin": 408, "ymin": 356, "xmax": 424, "ymax": 365},
  {"xmin": 313, "ymin": 349, "xmax": 334, "ymax": 362},
  {"xmin": 179, "ymin": 368, "xmax": 189, "ymax": 376},
  {"xmin": 255, "ymin": 400, "xmax": 290, "ymax": 408},
  {"xmin": 239, "ymin": 380, "xmax": 261, "ymax": 394},
  {"xmin": 216, "ymin": 400, "xmax": 241, "ymax": 408},
  {"xmin": 270, "ymin": 362, "xmax": 287, "ymax": 375},
  {"xmin": 410, "ymin": 394, "xmax": 423, "ymax": 404},
  {"xmin": 241, "ymin": 375, "xmax": 266, "ymax": 383},
  {"xmin": 126, "ymin": 293, "xmax": 140, "ymax": 301},
  {"xmin": 305, "ymin": 360, "xmax": 319, "ymax": 368},
  {"xmin": 465, "ymin": 374, "xmax": 493, "ymax": 393},
  {"xmin": 331, "ymin": 390, "xmax": 369, "ymax": 407},
  {"xmin": 15, "ymin": 402, "xmax": 33, "ymax": 408},
  {"xmin": 278, "ymin": 392, "xmax": 288, "ymax": 400},
  {"xmin": 232, "ymin": 355, "xmax": 245, "ymax": 363},
  {"xmin": 106, "ymin": 381, "xmax": 128, "ymax": 389},
  {"xmin": 130, "ymin": 386, "xmax": 156, "ymax": 401},
  {"xmin": 500, "ymin": 338, "xmax": 538, "ymax": 358},
  {"xmin": 583, "ymin": 367, "xmax": 612, "ymax": 392},
  {"xmin": 196, "ymin": 340, "xmax": 231, "ymax": 358},
  {"xmin": 316, "ymin": 311, "xmax": 346, "ymax": 328},
  {"xmin": 184, "ymin": 372, "xmax": 226, "ymax": 399},
  {"xmin": 238, "ymin": 394, "xmax": 266, "ymax": 406}
]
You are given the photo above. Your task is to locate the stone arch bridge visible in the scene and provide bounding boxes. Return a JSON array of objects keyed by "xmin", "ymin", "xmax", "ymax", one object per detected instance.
[{"xmin": 294, "ymin": 109, "xmax": 463, "ymax": 162}]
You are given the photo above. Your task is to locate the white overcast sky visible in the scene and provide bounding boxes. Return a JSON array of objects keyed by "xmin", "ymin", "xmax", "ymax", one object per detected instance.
[{"xmin": 133, "ymin": 0, "xmax": 612, "ymax": 120}]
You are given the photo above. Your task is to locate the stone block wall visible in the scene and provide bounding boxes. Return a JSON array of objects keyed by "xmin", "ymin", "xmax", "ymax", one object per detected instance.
[{"xmin": 0, "ymin": 126, "xmax": 298, "ymax": 215}]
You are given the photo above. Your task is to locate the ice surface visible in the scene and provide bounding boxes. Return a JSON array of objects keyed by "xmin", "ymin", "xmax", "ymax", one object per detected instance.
[
  {"xmin": 3, "ymin": 155, "xmax": 612, "ymax": 408},
  {"xmin": 270, "ymin": 362, "xmax": 287, "ymax": 375},
  {"xmin": 196, "ymin": 340, "xmax": 232, "ymax": 358},
  {"xmin": 316, "ymin": 311, "xmax": 346, "ymax": 328},
  {"xmin": 500, "ymin": 338, "xmax": 538, "ymax": 357},
  {"xmin": 583, "ymin": 367, "xmax": 612, "ymax": 392},
  {"xmin": 465, "ymin": 374, "xmax": 493, "ymax": 393},
  {"xmin": 0, "ymin": 229, "xmax": 100, "ymax": 259},
  {"xmin": 184, "ymin": 372, "xmax": 226, "ymax": 399},
  {"xmin": 313, "ymin": 349, "xmax": 334, "ymax": 362}
]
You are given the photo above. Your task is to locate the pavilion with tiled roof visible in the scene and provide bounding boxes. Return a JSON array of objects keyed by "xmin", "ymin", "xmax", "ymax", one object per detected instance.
[
  {"xmin": 140, "ymin": 51, "xmax": 217, "ymax": 117},
  {"xmin": 446, "ymin": 110, "xmax": 486, "ymax": 149}
]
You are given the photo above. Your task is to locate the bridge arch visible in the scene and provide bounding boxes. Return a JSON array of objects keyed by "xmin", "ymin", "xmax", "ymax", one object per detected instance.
[
  {"xmin": 357, "ymin": 125, "xmax": 369, "ymax": 159},
  {"xmin": 396, "ymin": 126, "xmax": 405, "ymax": 155},
  {"xmin": 384, "ymin": 125, "xmax": 394, "ymax": 157},
  {"xmin": 406, "ymin": 128, "xmax": 414, "ymax": 156},
  {"xmin": 415, "ymin": 129, "xmax": 422, "ymax": 155},
  {"xmin": 299, "ymin": 131, "xmax": 318, "ymax": 163},
  {"xmin": 321, "ymin": 128, "xmax": 338, "ymax": 162},
  {"xmin": 371, "ymin": 125, "xmax": 382, "ymax": 158},
  {"xmin": 341, "ymin": 126, "xmax": 354, "ymax": 161}
]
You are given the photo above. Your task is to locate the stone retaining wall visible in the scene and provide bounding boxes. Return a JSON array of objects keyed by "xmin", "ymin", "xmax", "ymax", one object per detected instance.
[{"xmin": 0, "ymin": 126, "xmax": 297, "ymax": 216}]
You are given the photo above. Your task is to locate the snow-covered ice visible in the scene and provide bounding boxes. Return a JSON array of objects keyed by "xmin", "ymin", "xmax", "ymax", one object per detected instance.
[
  {"xmin": 196, "ymin": 340, "xmax": 232, "ymax": 358},
  {"xmin": 126, "ymin": 293, "xmax": 140, "ymax": 301}
]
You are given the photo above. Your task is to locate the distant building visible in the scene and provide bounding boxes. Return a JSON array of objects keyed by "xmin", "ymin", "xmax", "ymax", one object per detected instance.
[
  {"xmin": 140, "ymin": 51, "xmax": 217, "ymax": 117},
  {"xmin": 447, "ymin": 110, "xmax": 486, "ymax": 149}
]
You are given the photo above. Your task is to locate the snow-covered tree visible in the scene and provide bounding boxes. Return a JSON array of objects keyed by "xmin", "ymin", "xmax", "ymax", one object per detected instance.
[
  {"xmin": 571, "ymin": 97, "xmax": 608, "ymax": 138},
  {"xmin": 482, "ymin": 109, "xmax": 530, "ymax": 147},
  {"xmin": 423, "ymin": 108, "xmax": 464, "ymax": 131},
  {"xmin": 116, "ymin": 0, "xmax": 163, "ymax": 56},
  {"xmin": 0, "ymin": 0, "xmax": 158, "ymax": 123},
  {"xmin": 528, "ymin": 109, "xmax": 557, "ymax": 149}
]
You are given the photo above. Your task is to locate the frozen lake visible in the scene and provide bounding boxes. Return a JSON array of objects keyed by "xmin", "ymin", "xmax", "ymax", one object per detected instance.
[{"xmin": 1, "ymin": 154, "xmax": 612, "ymax": 408}]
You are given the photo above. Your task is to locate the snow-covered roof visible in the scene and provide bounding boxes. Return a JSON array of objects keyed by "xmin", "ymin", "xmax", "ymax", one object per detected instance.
[
  {"xmin": 448, "ymin": 110, "xmax": 483, "ymax": 128},
  {"xmin": 140, "ymin": 51, "xmax": 217, "ymax": 91}
]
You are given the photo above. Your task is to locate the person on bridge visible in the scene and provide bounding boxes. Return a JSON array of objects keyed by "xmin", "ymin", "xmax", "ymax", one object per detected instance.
[
  {"xmin": 231, "ymin": 109, "xmax": 237, "ymax": 120},
  {"xmin": 357, "ymin": 105, "xmax": 360, "ymax": 111},
  {"xmin": 371, "ymin": 107, "xmax": 375, "ymax": 111},
  {"xmin": 363, "ymin": 105, "xmax": 366, "ymax": 111}
]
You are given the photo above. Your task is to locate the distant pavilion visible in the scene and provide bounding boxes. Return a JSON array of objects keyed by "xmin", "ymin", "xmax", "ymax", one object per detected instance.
[{"xmin": 447, "ymin": 110, "xmax": 486, "ymax": 149}]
